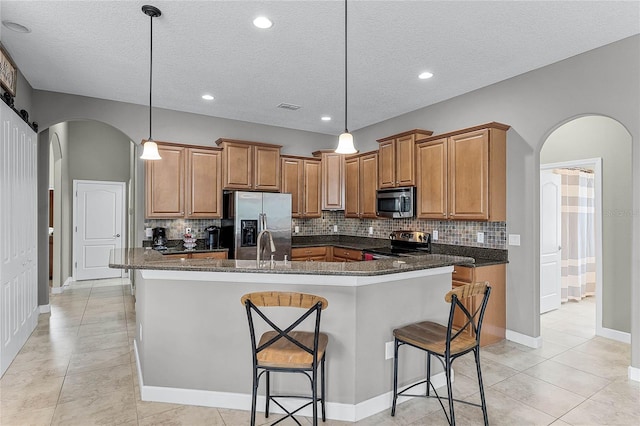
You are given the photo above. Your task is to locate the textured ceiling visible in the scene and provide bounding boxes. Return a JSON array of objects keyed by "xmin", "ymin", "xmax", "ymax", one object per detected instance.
[{"xmin": 1, "ymin": 1, "xmax": 638, "ymax": 135}]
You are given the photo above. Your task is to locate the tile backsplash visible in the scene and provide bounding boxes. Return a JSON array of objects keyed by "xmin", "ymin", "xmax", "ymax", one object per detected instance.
[{"xmin": 145, "ymin": 212, "xmax": 506, "ymax": 249}]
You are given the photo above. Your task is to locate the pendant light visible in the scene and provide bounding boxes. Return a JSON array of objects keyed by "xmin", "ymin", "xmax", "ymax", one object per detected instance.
[
  {"xmin": 140, "ymin": 5, "xmax": 162, "ymax": 160},
  {"xmin": 335, "ymin": 0, "xmax": 357, "ymax": 154}
]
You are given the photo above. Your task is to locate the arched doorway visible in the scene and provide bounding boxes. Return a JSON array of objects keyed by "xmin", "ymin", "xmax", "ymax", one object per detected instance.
[
  {"xmin": 46, "ymin": 120, "xmax": 136, "ymax": 291},
  {"xmin": 539, "ymin": 115, "xmax": 632, "ymax": 342}
]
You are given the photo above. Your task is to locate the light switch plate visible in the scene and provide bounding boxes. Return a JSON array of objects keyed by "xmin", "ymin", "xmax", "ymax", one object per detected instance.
[
  {"xmin": 294, "ymin": 226, "xmax": 299, "ymax": 233},
  {"xmin": 385, "ymin": 341, "xmax": 394, "ymax": 360},
  {"xmin": 509, "ymin": 234, "xmax": 521, "ymax": 246},
  {"xmin": 477, "ymin": 232, "xmax": 484, "ymax": 243},
  {"xmin": 333, "ymin": 225, "xmax": 338, "ymax": 233},
  {"xmin": 433, "ymin": 230, "xmax": 438, "ymax": 240},
  {"xmin": 368, "ymin": 226, "xmax": 373, "ymax": 235}
]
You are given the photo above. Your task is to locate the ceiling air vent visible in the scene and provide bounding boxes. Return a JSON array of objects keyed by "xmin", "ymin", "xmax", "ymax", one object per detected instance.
[{"xmin": 277, "ymin": 103, "xmax": 301, "ymax": 111}]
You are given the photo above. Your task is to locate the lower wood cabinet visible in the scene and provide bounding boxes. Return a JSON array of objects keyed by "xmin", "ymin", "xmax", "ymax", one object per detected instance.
[
  {"xmin": 291, "ymin": 246, "xmax": 328, "ymax": 262},
  {"xmin": 451, "ymin": 263, "xmax": 505, "ymax": 347},
  {"xmin": 162, "ymin": 251, "xmax": 228, "ymax": 260},
  {"xmin": 331, "ymin": 247, "xmax": 363, "ymax": 262}
]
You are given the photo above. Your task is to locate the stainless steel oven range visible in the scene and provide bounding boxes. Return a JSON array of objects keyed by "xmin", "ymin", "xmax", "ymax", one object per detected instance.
[{"xmin": 363, "ymin": 230, "xmax": 431, "ymax": 260}]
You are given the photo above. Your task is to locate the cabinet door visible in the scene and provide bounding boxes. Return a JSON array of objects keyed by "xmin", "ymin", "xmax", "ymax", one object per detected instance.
[
  {"xmin": 146, "ymin": 145, "xmax": 185, "ymax": 218},
  {"xmin": 303, "ymin": 160, "xmax": 321, "ymax": 218},
  {"xmin": 416, "ymin": 138, "xmax": 448, "ymax": 219},
  {"xmin": 359, "ymin": 153, "xmax": 378, "ymax": 218},
  {"xmin": 452, "ymin": 280, "xmax": 476, "ymax": 336},
  {"xmin": 254, "ymin": 145, "xmax": 280, "ymax": 191},
  {"xmin": 321, "ymin": 152, "xmax": 344, "ymax": 210},
  {"xmin": 186, "ymin": 148, "xmax": 222, "ymax": 218},
  {"xmin": 281, "ymin": 157, "xmax": 303, "ymax": 217},
  {"xmin": 448, "ymin": 129, "xmax": 489, "ymax": 220},
  {"xmin": 344, "ymin": 157, "xmax": 360, "ymax": 218},
  {"xmin": 378, "ymin": 140, "xmax": 395, "ymax": 188},
  {"xmin": 395, "ymin": 135, "xmax": 416, "ymax": 187},
  {"xmin": 222, "ymin": 142, "xmax": 253, "ymax": 190},
  {"xmin": 191, "ymin": 251, "xmax": 228, "ymax": 260}
]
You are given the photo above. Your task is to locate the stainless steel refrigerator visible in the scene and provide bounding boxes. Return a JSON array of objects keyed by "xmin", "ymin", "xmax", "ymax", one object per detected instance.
[{"xmin": 220, "ymin": 191, "xmax": 292, "ymax": 260}]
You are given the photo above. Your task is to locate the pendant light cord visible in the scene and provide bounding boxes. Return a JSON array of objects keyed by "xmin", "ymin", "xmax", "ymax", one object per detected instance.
[
  {"xmin": 149, "ymin": 12, "xmax": 153, "ymax": 141},
  {"xmin": 344, "ymin": 0, "xmax": 348, "ymax": 133}
]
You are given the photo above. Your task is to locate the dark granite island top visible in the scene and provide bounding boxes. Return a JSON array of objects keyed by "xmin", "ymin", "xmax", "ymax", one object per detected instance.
[{"xmin": 109, "ymin": 248, "xmax": 475, "ymax": 277}]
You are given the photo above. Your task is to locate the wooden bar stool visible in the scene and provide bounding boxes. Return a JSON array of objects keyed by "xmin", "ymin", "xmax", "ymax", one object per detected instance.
[
  {"xmin": 241, "ymin": 291, "xmax": 329, "ymax": 426},
  {"xmin": 391, "ymin": 282, "xmax": 492, "ymax": 425}
]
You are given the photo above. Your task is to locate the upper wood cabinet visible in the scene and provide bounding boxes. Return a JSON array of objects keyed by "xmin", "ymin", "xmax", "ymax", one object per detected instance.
[
  {"xmin": 145, "ymin": 142, "xmax": 222, "ymax": 219},
  {"xmin": 377, "ymin": 129, "xmax": 433, "ymax": 188},
  {"xmin": 416, "ymin": 123, "xmax": 508, "ymax": 221},
  {"xmin": 312, "ymin": 150, "xmax": 345, "ymax": 210},
  {"xmin": 281, "ymin": 156, "xmax": 321, "ymax": 218},
  {"xmin": 215, "ymin": 139, "xmax": 281, "ymax": 191},
  {"xmin": 345, "ymin": 151, "xmax": 378, "ymax": 218}
]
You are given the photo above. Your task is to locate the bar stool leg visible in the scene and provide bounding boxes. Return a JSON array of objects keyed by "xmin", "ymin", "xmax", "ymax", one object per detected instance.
[
  {"xmin": 426, "ymin": 352, "xmax": 431, "ymax": 396},
  {"xmin": 321, "ymin": 355, "xmax": 326, "ymax": 421},
  {"xmin": 251, "ymin": 367, "xmax": 258, "ymax": 426},
  {"xmin": 265, "ymin": 370, "xmax": 270, "ymax": 418},
  {"xmin": 474, "ymin": 349, "xmax": 489, "ymax": 426},
  {"xmin": 391, "ymin": 338, "xmax": 399, "ymax": 416},
  {"xmin": 312, "ymin": 362, "xmax": 318, "ymax": 426},
  {"xmin": 445, "ymin": 356, "xmax": 455, "ymax": 425}
]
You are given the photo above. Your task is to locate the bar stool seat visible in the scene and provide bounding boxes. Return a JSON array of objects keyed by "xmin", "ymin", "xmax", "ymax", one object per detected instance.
[
  {"xmin": 257, "ymin": 331, "xmax": 329, "ymax": 369},
  {"xmin": 393, "ymin": 321, "xmax": 476, "ymax": 355}
]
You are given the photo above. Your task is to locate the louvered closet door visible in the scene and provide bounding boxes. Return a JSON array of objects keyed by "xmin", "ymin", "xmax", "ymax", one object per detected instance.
[{"xmin": 0, "ymin": 102, "xmax": 38, "ymax": 376}]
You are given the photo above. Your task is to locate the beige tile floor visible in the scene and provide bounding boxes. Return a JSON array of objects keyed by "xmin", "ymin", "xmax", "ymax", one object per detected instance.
[{"xmin": 1, "ymin": 281, "xmax": 638, "ymax": 425}]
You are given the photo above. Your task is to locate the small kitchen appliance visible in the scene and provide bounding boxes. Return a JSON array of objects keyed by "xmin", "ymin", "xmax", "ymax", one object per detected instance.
[
  {"xmin": 205, "ymin": 226, "xmax": 220, "ymax": 249},
  {"xmin": 152, "ymin": 227, "xmax": 167, "ymax": 250},
  {"xmin": 363, "ymin": 230, "xmax": 431, "ymax": 259}
]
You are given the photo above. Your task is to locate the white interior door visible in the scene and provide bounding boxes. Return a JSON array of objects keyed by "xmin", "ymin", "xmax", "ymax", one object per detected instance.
[
  {"xmin": 74, "ymin": 180, "xmax": 125, "ymax": 281},
  {"xmin": 540, "ymin": 169, "xmax": 562, "ymax": 313}
]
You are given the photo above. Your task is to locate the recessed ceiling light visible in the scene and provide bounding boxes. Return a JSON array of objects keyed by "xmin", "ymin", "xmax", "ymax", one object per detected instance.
[
  {"xmin": 253, "ymin": 16, "xmax": 273, "ymax": 29},
  {"xmin": 418, "ymin": 71, "xmax": 434, "ymax": 80},
  {"xmin": 321, "ymin": 116, "xmax": 331, "ymax": 121},
  {"xmin": 202, "ymin": 94, "xmax": 214, "ymax": 101},
  {"xmin": 2, "ymin": 20, "xmax": 31, "ymax": 33}
]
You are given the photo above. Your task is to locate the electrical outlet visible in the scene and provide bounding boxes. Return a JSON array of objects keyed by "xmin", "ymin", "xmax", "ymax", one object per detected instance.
[
  {"xmin": 368, "ymin": 226, "xmax": 373, "ymax": 235},
  {"xmin": 294, "ymin": 226, "xmax": 300, "ymax": 233},
  {"xmin": 477, "ymin": 232, "xmax": 484, "ymax": 244},
  {"xmin": 433, "ymin": 230, "xmax": 438, "ymax": 240},
  {"xmin": 509, "ymin": 234, "xmax": 521, "ymax": 246},
  {"xmin": 385, "ymin": 341, "xmax": 394, "ymax": 360},
  {"xmin": 185, "ymin": 227, "xmax": 192, "ymax": 235},
  {"xmin": 333, "ymin": 225, "xmax": 338, "ymax": 233}
]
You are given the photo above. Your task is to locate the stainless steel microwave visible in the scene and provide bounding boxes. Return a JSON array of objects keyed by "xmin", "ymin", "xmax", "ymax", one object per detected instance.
[{"xmin": 376, "ymin": 187, "xmax": 415, "ymax": 218}]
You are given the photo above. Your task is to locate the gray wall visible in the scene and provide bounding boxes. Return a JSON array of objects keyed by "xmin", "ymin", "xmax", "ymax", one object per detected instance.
[
  {"xmin": 541, "ymin": 116, "xmax": 632, "ymax": 332},
  {"xmin": 30, "ymin": 35, "xmax": 640, "ymax": 368}
]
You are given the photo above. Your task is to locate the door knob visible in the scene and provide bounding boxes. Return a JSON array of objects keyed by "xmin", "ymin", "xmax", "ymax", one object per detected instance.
[{"xmin": 114, "ymin": 234, "xmax": 120, "ymax": 238}]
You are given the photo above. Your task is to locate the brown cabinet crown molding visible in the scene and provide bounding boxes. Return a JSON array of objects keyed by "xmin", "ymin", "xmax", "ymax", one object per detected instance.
[
  {"xmin": 146, "ymin": 140, "xmax": 222, "ymax": 152},
  {"xmin": 417, "ymin": 122, "xmax": 510, "ymax": 143},
  {"xmin": 376, "ymin": 128, "xmax": 433, "ymax": 142},
  {"xmin": 215, "ymin": 138, "xmax": 283, "ymax": 149}
]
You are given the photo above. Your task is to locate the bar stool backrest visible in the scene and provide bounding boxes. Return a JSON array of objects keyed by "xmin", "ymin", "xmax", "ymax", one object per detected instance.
[{"xmin": 444, "ymin": 282, "xmax": 491, "ymax": 353}]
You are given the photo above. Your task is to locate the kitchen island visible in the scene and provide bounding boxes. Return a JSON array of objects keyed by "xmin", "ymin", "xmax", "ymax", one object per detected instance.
[{"xmin": 110, "ymin": 249, "xmax": 474, "ymax": 422}]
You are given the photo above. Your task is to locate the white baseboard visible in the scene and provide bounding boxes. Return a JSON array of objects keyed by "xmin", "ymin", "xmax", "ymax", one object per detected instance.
[
  {"xmin": 63, "ymin": 277, "xmax": 73, "ymax": 287},
  {"xmin": 39, "ymin": 304, "xmax": 51, "ymax": 313},
  {"xmin": 133, "ymin": 340, "xmax": 450, "ymax": 422},
  {"xmin": 597, "ymin": 326, "xmax": 631, "ymax": 344},
  {"xmin": 506, "ymin": 329, "xmax": 542, "ymax": 348},
  {"xmin": 629, "ymin": 366, "xmax": 640, "ymax": 382}
]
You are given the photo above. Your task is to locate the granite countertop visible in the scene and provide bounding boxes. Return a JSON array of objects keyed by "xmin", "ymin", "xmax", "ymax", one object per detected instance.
[{"xmin": 109, "ymin": 248, "xmax": 474, "ymax": 276}]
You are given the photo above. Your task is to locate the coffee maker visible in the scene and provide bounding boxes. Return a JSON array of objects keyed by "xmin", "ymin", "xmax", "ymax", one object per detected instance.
[
  {"xmin": 152, "ymin": 227, "xmax": 167, "ymax": 250},
  {"xmin": 205, "ymin": 226, "xmax": 220, "ymax": 249}
]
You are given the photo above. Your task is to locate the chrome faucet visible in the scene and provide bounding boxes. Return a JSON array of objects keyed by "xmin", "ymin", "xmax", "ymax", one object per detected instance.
[{"xmin": 256, "ymin": 229, "xmax": 276, "ymax": 268}]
